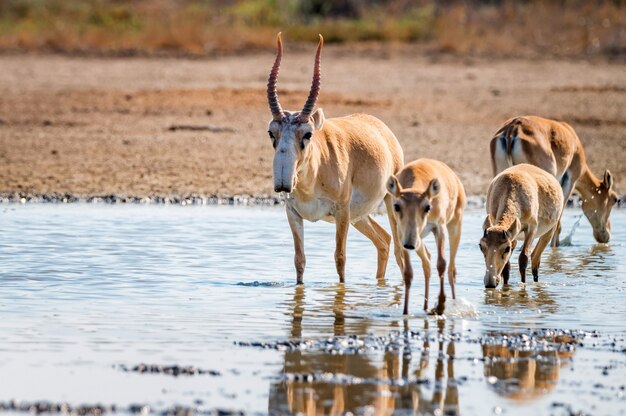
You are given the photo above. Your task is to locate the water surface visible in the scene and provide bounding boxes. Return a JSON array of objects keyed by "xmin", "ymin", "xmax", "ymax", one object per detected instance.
[{"xmin": 0, "ymin": 205, "xmax": 624, "ymax": 415}]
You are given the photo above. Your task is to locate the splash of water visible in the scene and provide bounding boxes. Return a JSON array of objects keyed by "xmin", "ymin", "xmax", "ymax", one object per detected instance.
[
  {"xmin": 445, "ymin": 297, "xmax": 479, "ymax": 318},
  {"xmin": 559, "ymin": 215, "xmax": 583, "ymax": 246}
]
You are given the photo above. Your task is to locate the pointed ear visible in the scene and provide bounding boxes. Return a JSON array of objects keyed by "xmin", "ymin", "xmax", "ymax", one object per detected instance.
[
  {"xmin": 482, "ymin": 216, "xmax": 493, "ymax": 235},
  {"xmin": 603, "ymin": 170, "xmax": 613, "ymax": 190},
  {"xmin": 506, "ymin": 218, "xmax": 521, "ymax": 241},
  {"xmin": 425, "ymin": 178, "xmax": 440, "ymax": 199},
  {"xmin": 311, "ymin": 108, "xmax": 325, "ymax": 130},
  {"xmin": 386, "ymin": 175, "xmax": 402, "ymax": 197}
]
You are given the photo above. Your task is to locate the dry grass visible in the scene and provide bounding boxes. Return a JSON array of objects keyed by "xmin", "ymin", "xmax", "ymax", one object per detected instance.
[
  {"xmin": 433, "ymin": 1, "xmax": 626, "ymax": 58},
  {"xmin": 0, "ymin": 0, "xmax": 624, "ymax": 59}
]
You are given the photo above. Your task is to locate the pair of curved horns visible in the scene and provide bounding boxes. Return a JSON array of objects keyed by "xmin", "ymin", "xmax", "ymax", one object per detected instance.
[{"xmin": 267, "ymin": 32, "xmax": 323, "ymax": 122}]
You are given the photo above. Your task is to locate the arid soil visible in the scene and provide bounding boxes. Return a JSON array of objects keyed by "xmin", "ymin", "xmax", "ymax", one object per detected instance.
[{"xmin": 1, "ymin": 47, "xmax": 625, "ymax": 199}]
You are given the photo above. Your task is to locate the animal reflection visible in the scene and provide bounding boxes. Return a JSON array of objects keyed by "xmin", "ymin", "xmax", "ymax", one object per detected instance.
[
  {"xmin": 544, "ymin": 243, "xmax": 615, "ymax": 277},
  {"xmin": 269, "ymin": 289, "xmax": 460, "ymax": 415},
  {"xmin": 482, "ymin": 332, "xmax": 576, "ymax": 400},
  {"xmin": 483, "ymin": 284, "xmax": 558, "ymax": 314}
]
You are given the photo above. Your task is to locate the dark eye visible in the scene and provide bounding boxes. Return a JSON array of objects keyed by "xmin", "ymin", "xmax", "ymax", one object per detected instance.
[
  {"xmin": 424, "ymin": 204, "xmax": 431, "ymax": 213},
  {"xmin": 301, "ymin": 132, "xmax": 312, "ymax": 149},
  {"xmin": 479, "ymin": 243, "xmax": 485, "ymax": 253},
  {"xmin": 393, "ymin": 203, "xmax": 401, "ymax": 212},
  {"xmin": 268, "ymin": 131, "xmax": 277, "ymax": 148},
  {"xmin": 503, "ymin": 246, "xmax": 511, "ymax": 254}
]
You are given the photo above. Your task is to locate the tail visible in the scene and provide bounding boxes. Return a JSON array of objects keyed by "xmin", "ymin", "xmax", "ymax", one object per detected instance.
[
  {"xmin": 491, "ymin": 117, "xmax": 520, "ymax": 175},
  {"xmin": 503, "ymin": 118, "xmax": 521, "ymax": 167}
]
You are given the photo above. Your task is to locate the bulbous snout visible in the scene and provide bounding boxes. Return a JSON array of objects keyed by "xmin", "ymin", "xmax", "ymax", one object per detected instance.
[
  {"xmin": 593, "ymin": 228, "xmax": 610, "ymax": 244},
  {"xmin": 273, "ymin": 149, "xmax": 297, "ymax": 194},
  {"xmin": 402, "ymin": 235, "xmax": 419, "ymax": 251},
  {"xmin": 484, "ymin": 272, "xmax": 499, "ymax": 289},
  {"xmin": 274, "ymin": 184, "xmax": 292, "ymax": 193}
]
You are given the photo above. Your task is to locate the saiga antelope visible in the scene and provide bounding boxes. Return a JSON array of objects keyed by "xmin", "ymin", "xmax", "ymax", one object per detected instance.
[
  {"xmin": 387, "ymin": 159, "xmax": 466, "ymax": 315},
  {"xmin": 490, "ymin": 116, "xmax": 618, "ymax": 245},
  {"xmin": 266, "ymin": 33, "xmax": 404, "ymax": 284},
  {"xmin": 480, "ymin": 164, "xmax": 563, "ymax": 288}
]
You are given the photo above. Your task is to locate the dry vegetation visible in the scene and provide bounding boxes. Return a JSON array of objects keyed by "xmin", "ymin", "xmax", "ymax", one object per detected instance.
[
  {"xmin": 0, "ymin": 1, "xmax": 624, "ymax": 201},
  {"xmin": 0, "ymin": 0, "xmax": 624, "ymax": 59}
]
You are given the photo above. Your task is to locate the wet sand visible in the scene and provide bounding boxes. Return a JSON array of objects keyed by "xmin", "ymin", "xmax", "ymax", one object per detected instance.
[{"xmin": 1, "ymin": 50, "xmax": 625, "ymax": 200}]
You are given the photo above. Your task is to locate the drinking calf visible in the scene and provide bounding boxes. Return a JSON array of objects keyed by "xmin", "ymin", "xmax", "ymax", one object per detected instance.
[{"xmin": 480, "ymin": 164, "xmax": 563, "ymax": 288}]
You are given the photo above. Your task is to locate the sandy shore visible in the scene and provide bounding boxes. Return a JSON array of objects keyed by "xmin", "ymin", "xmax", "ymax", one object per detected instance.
[{"xmin": 1, "ymin": 48, "xmax": 625, "ymax": 201}]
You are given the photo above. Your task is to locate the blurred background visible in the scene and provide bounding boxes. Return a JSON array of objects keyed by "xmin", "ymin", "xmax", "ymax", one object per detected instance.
[
  {"xmin": 1, "ymin": 1, "xmax": 625, "ymax": 201},
  {"xmin": 1, "ymin": 0, "xmax": 624, "ymax": 58}
]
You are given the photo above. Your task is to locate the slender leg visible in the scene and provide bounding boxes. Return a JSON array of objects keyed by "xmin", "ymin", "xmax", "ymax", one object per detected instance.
[
  {"xmin": 416, "ymin": 242, "xmax": 431, "ymax": 311},
  {"xmin": 519, "ymin": 224, "xmax": 536, "ymax": 283},
  {"xmin": 551, "ymin": 221, "xmax": 562, "ymax": 247},
  {"xmin": 384, "ymin": 194, "xmax": 405, "ymax": 273},
  {"xmin": 552, "ymin": 169, "xmax": 575, "ymax": 247},
  {"xmin": 402, "ymin": 249, "xmax": 413, "ymax": 315},
  {"xmin": 502, "ymin": 260, "xmax": 511, "ymax": 285},
  {"xmin": 286, "ymin": 205, "xmax": 305, "ymax": 284},
  {"xmin": 504, "ymin": 240, "xmax": 516, "ymax": 284},
  {"xmin": 446, "ymin": 218, "xmax": 462, "ymax": 300},
  {"xmin": 334, "ymin": 205, "xmax": 350, "ymax": 283},
  {"xmin": 531, "ymin": 229, "xmax": 553, "ymax": 282},
  {"xmin": 353, "ymin": 215, "xmax": 391, "ymax": 280},
  {"xmin": 433, "ymin": 225, "xmax": 447, "ymax": 315}
]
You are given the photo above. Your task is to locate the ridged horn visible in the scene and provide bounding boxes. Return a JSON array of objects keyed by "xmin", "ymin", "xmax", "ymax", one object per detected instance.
[
  {"xmin": 299, "ymin": 34, "xmax": 323, "ymax": 122},
  {"xmin": 267, "ymin": 32, "xmax": 284, "ymax": 121}
]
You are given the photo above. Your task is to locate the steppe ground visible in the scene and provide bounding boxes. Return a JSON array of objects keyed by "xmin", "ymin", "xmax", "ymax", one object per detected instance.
[{"xmin": 1, "ymin": 47, "xmax": 624, "ymax": 198}]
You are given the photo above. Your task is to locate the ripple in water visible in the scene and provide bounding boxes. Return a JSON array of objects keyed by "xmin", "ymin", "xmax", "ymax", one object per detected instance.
[{"xmin": 0, "ymin": 205, "xmax": 624, "ymax": 415}]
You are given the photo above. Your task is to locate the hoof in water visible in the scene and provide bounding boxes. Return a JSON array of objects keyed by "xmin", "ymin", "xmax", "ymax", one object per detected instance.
[{"xmin": 428, "ymin": 303, "xmax": 445, "ymax": 316}]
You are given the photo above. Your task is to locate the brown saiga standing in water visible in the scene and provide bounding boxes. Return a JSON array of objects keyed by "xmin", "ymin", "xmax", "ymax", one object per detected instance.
[{"xmin": 266, "ymin": 33, "xmax": 404, "ymax": 284}]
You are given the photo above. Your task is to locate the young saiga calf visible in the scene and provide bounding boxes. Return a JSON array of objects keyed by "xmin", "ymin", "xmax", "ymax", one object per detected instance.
[
  {"xmin": 480, "ymin": 164, "xmax": 564, "ymax": 288},
  {"xmin": 387, "ymin": 159, "xmax": 466, "ymax": 315},
  {"xmin": 490, "ymin": 116, "xmax": 618, "ymax": 245},
  {"xmin": 267, "ymin": 33, "xmax": 404, "ymax": 284}
]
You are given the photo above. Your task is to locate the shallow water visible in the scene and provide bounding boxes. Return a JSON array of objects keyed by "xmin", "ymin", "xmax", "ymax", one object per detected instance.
[{"xmin": 0, "ymin": 204, "xmax": 624, "ymax": 415}]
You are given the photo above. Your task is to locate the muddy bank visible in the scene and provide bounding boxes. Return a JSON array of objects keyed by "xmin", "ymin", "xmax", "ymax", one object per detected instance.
[
  {"xmin": 0, "ymin": 192, "xmax": 617, "ymax": 211},
  {"xmin": 0, "ymin": 53, "xmax": 625, "ymax": 199},
  {"xmin": 0, "ymin": 191, "xmax": 490, "ymax": 208},
  {"xmin": 0, "ymin": 401, "xmax": 243, "ymax": 415}
]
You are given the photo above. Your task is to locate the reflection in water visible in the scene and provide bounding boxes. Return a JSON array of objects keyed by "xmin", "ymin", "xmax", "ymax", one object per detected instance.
[
  {"xmin": 544, "ymin": 243, "xmax": 615, "ymax": 277},
  {"xmin": 1, "ymin": 206, "xmax": 623, "ymax": 414},
  {"xmin": 410, "ymin": 319, "xmax": 460, "ymax": 416},
  {"xmin": 333, "ymin": 285, "xmax": 346, "ymax": 337},
  {"xmin": 482, "ymin": 332, "xmax": 576, "ymax": 400},
  {"xmin": 484, "ymin": 284, "xmax": 558, "ymax": 314},
  {"xmin": 291, "ymin": 285, "xmax": 305, "ymax": 339},
  {"xmin": 269, "ymin": 286, "xmax": 461, "ymax": 415}
]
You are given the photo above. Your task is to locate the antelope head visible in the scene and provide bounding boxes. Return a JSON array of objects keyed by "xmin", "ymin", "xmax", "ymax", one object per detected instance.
[
  {"xmin": 266, "ymin": 33, "xmax": 325, "ymax": 193},
  {"xmin": 387, "ymin": 176, "xmax": 440, "ymax": 251},
  {"xmin": 479, "ymin": 216, "xmax": 520, "ymax": 288},
  {"xmin": 581, "ymin": 170, "xmax": 618, "ymax": 243}
]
